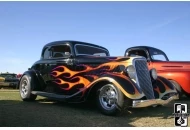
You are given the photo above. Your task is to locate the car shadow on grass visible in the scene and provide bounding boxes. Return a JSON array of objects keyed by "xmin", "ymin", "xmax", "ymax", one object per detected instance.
[{"xmin": 0, "ymin": 97, "xmax": 189, "ymax": 127}]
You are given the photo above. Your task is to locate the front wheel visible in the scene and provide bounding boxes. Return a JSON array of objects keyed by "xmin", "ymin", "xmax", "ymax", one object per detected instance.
[
  {"xmin": 96, "ymin": 84, "xmax": 125, "ymax": 116},
  {"xmin": 184, "ymin": 91, "xmax": 190, "ymax": 98},
  {"xmin": 19, "ymin": 75, "xmax": 37, "ymax": 101},
  {"xmin": 170, "ymin": 80, "xmax": 183, "ymax": 99}
]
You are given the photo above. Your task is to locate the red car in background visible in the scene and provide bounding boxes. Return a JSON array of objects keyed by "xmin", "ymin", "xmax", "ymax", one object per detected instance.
[{"xmin": 125, "ymin": 46, "xmax": 190, "ymax": 98}]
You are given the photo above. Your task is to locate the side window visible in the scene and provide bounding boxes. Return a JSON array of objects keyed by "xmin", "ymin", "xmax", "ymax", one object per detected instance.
[
  {"xmin": 127, "ymin": 50, "xmax": 148, "ymax": 59},
  {"xmin": 51, "ymin": 45, "xmax": 71, "ymax": 58},
  {"xmin": 43, "ymin": 47, "xmax": 51, "ymax": 59},
  {"xmin": 151, "ymin": 55, "xmax": 166, "ymax": 61}
]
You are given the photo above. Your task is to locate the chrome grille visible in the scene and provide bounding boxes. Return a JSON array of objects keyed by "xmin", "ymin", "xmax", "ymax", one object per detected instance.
[{"xmin": 133, "ymin": 59, "xmax": 155, "ymax": 99}]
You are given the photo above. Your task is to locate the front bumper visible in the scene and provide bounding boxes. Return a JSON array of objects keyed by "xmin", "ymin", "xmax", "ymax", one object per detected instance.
[{"xmin": 132, "ymin": 94, "xmax": 179, "ymax": 108}]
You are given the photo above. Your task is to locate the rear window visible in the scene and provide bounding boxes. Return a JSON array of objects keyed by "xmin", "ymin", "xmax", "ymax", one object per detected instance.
[{"xmin": 75, "ymin": 44, "xmax": 109, "ymax": 56}]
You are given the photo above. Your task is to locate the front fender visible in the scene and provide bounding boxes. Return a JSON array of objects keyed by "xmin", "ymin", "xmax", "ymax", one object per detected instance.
[
  {"xmin": 86, "ymin": 73, "xmax": 144, "ymax": 100},
  {"xmin": 18, "ymin": 70, "xmax": 46, "ymax": 91},
  {"xmin": 153, "ymin": 76, "xmax": 177, "ymax": 99},
  {"xmin": 158, "ymin": 71, "xmax": 190, "ymax": 94}
]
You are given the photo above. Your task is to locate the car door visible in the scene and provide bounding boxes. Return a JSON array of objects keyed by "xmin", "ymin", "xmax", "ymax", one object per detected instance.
[{"xmin": 47, "ymin": 44, "xmax": 77, "ymax": 95}]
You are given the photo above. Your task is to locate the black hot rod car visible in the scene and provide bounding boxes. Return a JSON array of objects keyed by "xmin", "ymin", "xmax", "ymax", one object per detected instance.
[{"xmin": 19, "ymin": 41, "xmax": 178, "ymax": 115}]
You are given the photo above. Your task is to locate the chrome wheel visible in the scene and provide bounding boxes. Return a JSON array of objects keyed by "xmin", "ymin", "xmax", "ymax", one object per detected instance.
[
  {"xmin": 99, "ymin": 84, "xmax": 118, "ymax": 110},
  {"xmin": 19, "ymin": 75, "xmax": 37, "ymax": 101},
  {"xmin": 20, "ymin": 79, "xmax": 28, "ymax": 98}
]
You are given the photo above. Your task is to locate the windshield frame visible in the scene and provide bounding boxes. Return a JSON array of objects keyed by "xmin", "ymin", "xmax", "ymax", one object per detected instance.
[
  {"xmin": 74, "ymin": 44, "xmax": 110, "ymax": 56},
  {"xmin": 148, "ymin": 48, "xmax": 169, "ymax": 61}
]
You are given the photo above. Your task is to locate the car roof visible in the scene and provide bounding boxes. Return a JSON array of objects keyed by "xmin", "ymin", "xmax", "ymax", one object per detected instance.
[
  {"xmin": 0, "ymin": 73, "xmax": 16, "ymax": 75},
  {"xmin": 44, "ymin": 40, "xmax": 109, "ymax": 51},
  {"xmin": 126, "ymin": 46, "xmax": 164, "ymax": 52}
]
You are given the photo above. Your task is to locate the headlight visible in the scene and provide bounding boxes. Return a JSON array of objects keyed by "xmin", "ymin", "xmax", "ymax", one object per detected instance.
[
  {"xmin": 124, "ymin": 65, "xmax": 136, "ymax": 80},
  {"xmin": 150, "ymin": 68, "xmax": 157, "ymax": 80}
]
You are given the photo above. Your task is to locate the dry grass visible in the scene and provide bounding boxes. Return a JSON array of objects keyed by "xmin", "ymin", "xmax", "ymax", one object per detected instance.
[{"xmin": 0, "ymin": 90, "xmax": 189, "ymax": 127}]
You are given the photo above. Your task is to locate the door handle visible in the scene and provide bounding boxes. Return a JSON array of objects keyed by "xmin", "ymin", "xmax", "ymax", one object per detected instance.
[
  {"xmin": 55, "ymin": 59, "xmax": 73, "ymax": 65},
  {"xmin": 45, "ymin": 64, "xmax": 50, "ymax": 66},
  {"xmin": 66, "ymin": 59, "xmax": 73, "ymax": 65}
]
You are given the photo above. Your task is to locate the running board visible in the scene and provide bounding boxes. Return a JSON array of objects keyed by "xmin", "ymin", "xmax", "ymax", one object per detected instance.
[{"xmin": 31, "ymin": 91, "xmax": 69, "ymax": 101}]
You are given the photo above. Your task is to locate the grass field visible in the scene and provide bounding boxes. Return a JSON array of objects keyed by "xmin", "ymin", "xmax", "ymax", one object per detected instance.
[{"xmin": 0, "ymin": 90, "xmax": 190, "ymax": 127}]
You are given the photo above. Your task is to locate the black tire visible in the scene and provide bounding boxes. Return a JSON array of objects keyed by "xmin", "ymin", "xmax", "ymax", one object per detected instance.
[
  {"xmin": 170, "ymin": 80, "xmax": 183, "ymax": 99},
  {"xmin": 184, "ymin": 91, "xmax": 190, "ymax": 98},
  {"xmin": 19, "ymin": 75, "xmax": 37, "ymax": 101},
  {"xmin": 96, "ymin": 84, "xmax": 125, "ymax": 116}
]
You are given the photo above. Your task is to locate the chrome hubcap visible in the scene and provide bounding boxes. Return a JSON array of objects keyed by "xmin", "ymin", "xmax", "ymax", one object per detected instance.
[
  {"xmin": 20, "ymin": 80, "xmax": 28, "ymax": 97},
  {"xmin": 99, "ymin": 85, "xmax": 118, "ymax": 110}
]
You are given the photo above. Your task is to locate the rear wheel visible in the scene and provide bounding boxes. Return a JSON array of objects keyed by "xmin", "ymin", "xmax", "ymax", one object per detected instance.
[
  {"xmin": 19, "ymin": 75, "xmax": 37, "ymax": 101},
  {"xmin": 96, "ymin": 84, "xmax": 125, "ymax": 116}
]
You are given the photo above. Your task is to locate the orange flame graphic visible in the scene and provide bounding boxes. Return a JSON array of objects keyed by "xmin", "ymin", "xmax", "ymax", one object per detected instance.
[
  {"xmin": 54, "ymin": 76, "xmax": 90, "ymax": 90},
  {"xmin": 51, "ymin": 58, "xmax": 135, "ymax": 96},
  {"xmin": 51, "ymin": 62, "xmax": 127, "ymax": 78}
]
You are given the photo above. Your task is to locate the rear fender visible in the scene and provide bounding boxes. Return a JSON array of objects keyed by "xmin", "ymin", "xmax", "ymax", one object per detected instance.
[{"xmin": 18, "ymin": 70, "xmax": 46, "ymax": 91}]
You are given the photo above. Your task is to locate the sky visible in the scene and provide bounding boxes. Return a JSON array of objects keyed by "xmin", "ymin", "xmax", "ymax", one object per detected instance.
[{"xmin": 0, "ymin": 1, "xmax": 190, "ymax": 74}]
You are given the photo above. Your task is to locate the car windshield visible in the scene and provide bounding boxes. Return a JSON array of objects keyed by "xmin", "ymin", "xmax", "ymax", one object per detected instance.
[
  {"xmin": 75, "ymin": 44, "xmax": 109, "ymax": 56},
  {"xmin": 0, "ymin": 74, "xmax": 17, "ymax": 78},
  {"xmin": 149, "ymin": 48, "xmax": 169, "ymax": 61}
]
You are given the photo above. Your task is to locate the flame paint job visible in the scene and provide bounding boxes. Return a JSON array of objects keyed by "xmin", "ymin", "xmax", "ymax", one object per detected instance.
[
  {"xmin": 50, "ymin": 57, "xmax": 175, "ymax": 100},
  {"xmin": 50, "ymin": 57, "xmax": 146, "ymax": 99},
  {"xmin": 153, "ymin": 76, "xmax": 176, "ymax": 98}
]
